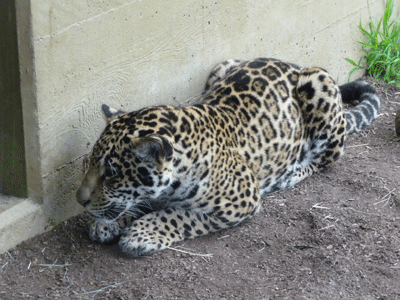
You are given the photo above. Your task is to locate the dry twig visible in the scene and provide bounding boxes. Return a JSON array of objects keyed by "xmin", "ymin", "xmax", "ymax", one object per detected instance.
[
  {"xmin": 167, "ymin": 246, "xmax": 213, "ymax": 257},
  {"xmin": 348, "ymin": 144, "xmax": 369, "ymax": 148},
  {"xmin": 319, "ymin": 225, "xmax": 335, "ymax": 231},
  {"xmin": 349, "ymin": 169, "xmax": 385, "ymax": 181},
  {"xmin": 346, "ymin": 207, "xmax": 380, "ymax": 216},
  {"xmin": 75, "ymin": 281, "xmax": 128, "ymax": 298},
  {"xmin": 311, "ymin": 203, "xmax": 330, "ymax": 210},
  {"xmin": 374, "ymin": 188, "xmax": 396, "ymax": 207},
  {"xmin": 34, "ymin": 263, "xmax": 72, "ymax": 268},
  {"xmin": 6, "ymin": 252, "xmax": 15, "ymax": 262}
]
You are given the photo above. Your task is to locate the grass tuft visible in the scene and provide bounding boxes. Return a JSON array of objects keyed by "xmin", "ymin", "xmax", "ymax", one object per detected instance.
[{"xmin": 346, "ymin": 0, "xmax": 400, "ymax": 87}]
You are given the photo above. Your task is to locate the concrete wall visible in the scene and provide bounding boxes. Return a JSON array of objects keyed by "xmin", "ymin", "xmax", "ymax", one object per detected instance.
[{"xmin": 2, "ymin": 0, "xmax": 396, "ymax": 252}]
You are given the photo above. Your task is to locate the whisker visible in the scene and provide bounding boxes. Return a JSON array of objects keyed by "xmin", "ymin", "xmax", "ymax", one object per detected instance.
[
  {"xmin": 138, "ymin": 199, "xmax": 153, "ymax": 210},
  {"xmin": 108, "ymin": 160, "xmax": 119, "ymax": 177}
]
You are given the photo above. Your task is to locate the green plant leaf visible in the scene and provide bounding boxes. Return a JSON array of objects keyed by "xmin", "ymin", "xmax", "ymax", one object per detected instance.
[
  {"xmin": 346, "ymin": 0, "xmax": 400, "ymax": 86},
  {"xmin": 345, "ymin": 58, "xmax": 358, "ymax": 66}
]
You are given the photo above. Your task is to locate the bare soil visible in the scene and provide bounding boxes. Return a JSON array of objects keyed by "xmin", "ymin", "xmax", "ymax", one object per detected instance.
[{"xmin": 1, "ymin": 78, "xmax": 399, "ymax": 300}]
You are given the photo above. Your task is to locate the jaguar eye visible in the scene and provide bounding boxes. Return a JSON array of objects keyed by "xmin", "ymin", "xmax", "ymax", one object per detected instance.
[{"xmin": 104, "ymin": 160, "xmax": 118, "ymax": 179}]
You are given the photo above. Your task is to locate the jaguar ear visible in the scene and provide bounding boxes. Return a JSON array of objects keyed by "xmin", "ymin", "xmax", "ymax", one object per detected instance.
[
  {"xmin": 102, "ymin": 104, "xmax": 126, "ymax": 122},
  {"xmin": 130, "ymin": 136, "xmax": 173, "ymax": 165}
]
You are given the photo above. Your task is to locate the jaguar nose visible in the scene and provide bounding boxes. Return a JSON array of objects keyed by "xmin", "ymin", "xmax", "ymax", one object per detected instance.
[
  {"xmin": 81, "ymin": 199, "xmax": 91, "ymax": 207},
  {"xmin": 76, "ymin": 187, "xmax": 91, "ymax": 207}
]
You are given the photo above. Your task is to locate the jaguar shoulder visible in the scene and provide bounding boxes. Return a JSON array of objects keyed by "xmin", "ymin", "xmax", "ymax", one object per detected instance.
[{"xmin": 77, "ymin": 58, "xmax": 380, "ymax": 256}]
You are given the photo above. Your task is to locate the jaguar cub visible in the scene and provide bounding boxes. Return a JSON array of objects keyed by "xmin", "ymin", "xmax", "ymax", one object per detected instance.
[{"xmin": 77, "ymin": 58, "xmax": 380, "ymax": 256}]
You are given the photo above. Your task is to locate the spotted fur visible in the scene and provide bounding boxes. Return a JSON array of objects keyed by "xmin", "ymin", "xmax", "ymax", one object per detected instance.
[{"xmin": 76, "ymin": 58, "xmax": 380, "ymax": 257}]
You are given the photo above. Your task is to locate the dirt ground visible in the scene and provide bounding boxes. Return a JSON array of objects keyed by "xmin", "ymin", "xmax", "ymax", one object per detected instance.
[{"xmin": 1, "ymin": 78, "xmax": 399, "ymax": 300}]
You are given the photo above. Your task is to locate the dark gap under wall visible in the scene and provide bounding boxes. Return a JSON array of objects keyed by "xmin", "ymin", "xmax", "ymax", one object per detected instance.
[{"xmin": 0, "ymin": 0, "xmax": 27, "ymax": 197}]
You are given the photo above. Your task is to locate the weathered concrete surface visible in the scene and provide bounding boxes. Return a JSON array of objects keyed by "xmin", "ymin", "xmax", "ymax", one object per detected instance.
[
  {"xmin": 2, "ymin": 0, "xmax": 397, "ymax": 253},
  {"xmin": 0, "ymin": 198, "xmax": 47, "ymax": 254}
]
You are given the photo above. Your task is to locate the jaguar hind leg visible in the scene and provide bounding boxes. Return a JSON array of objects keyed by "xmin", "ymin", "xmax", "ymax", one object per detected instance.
[{"xmin": 291, "ymin": 67, "xmax": 347, "ymax": 185}]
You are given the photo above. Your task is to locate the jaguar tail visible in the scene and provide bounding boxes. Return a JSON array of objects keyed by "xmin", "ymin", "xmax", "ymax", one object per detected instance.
[{"xmin": 339, "ymin": 81, "xmax": 381, "ymax": 135}]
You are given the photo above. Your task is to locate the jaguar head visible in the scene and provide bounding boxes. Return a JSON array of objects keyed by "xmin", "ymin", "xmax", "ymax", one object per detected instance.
[{"xmin": 76, "ymin": 105, "xmax": 173, "ymax": 223}]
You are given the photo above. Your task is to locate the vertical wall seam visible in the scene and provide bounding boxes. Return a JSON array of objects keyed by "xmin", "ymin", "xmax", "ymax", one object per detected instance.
[{"xmin": 15, "ymin": 0, "xmax": 44, "ymax": 203}]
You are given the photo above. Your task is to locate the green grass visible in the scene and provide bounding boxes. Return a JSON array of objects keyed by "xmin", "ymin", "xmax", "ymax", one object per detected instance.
[{"xmin": 346, "ymin": 0, "xmax": 400, "ymax": 87}]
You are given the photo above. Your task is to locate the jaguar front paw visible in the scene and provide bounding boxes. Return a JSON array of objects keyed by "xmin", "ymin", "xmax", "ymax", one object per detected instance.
[
  {"xmin": 88, "ymin": 219, "xmax": 122, "ymax": 245},
  {"xmin": 118, "ymin": 226, "xmax": 180, "ymax": 257}
]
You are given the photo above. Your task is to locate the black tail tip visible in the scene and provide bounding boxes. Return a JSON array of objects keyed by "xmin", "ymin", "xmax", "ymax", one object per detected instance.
[{"xmin": 340, "ymin": 81, "xmax": 378, "ymax": 104}]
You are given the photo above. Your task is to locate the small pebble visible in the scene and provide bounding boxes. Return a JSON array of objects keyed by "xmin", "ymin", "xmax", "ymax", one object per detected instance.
[{"xmin": 264, "ymin": 239, "xmax": 273, "ymax": 247}]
